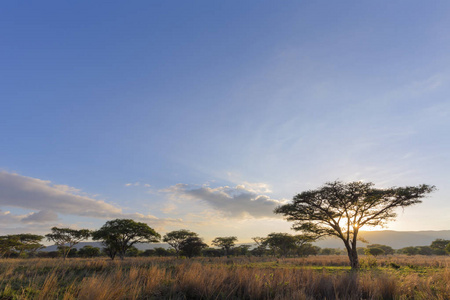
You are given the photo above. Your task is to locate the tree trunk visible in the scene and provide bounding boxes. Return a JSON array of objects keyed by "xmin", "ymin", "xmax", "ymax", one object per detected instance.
[{"xmin": 347, "ymin": 247, "xmax": 360, "ymax": 270}]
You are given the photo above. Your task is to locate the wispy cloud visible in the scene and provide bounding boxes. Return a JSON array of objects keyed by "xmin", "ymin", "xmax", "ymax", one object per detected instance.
[{"xmin": 162, "ymin": 183, "xmax": 286, "ymax": 219}]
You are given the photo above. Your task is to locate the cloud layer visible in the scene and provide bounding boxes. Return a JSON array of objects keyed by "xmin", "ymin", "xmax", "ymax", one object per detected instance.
[
  {"xmin": 0, "ymin": 171, "xmax": 180, "ymax": 226},
  {"xmin": 163, "ymin": 183, "xmax": 285, "ymax": 219}
]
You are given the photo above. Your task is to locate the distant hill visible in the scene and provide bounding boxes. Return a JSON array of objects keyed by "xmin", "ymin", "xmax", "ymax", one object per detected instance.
[{"xmin": 313, "ymin": 230, "xmax": 450, "ymax": 249}]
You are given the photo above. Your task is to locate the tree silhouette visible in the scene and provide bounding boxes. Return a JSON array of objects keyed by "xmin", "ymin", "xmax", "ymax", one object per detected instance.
[
  {"xmin": 212, "ymin": 236, "xmax": 237, "ymax": 257},
  {"xmin": 163, "ymin": 229, "xmax": 198, "ymax": 258},
  {"xmin": 92, "ymin": 219, "xmax": 160, "ymax": 260},
  {"xmin": 275, "ymin": 181, "xmax": 435, "ymax": 269},
  {"xmin": 46, "ymin": 227, "xmax": 90, "ymax": 260},
  {"xmin": 179, "ymin": 236, "xmax": 208, "ymax": 258}
]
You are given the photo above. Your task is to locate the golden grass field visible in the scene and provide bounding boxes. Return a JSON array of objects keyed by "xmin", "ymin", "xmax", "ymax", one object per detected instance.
[{"xmin": 1, "ymin": 255, "xmax": 449, "ymax": 299}]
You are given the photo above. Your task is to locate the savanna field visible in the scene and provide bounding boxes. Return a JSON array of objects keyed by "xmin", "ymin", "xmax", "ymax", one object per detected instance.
[{"xmin": 1, "ymin": 255, "xmax": 449, "ymax": 300}]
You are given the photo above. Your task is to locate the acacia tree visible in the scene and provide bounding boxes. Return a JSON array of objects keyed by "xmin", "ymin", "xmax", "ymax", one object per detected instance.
[
  {"xmin": 92, "ymin": 219, "xmax": 160, "ymax": 260},
  {"xmin": 212, "ymin": 236, "xmax": 237, "ymax": 257},
  {"xmin": 0, "ymin": 235, "xmax": 20, "ymax": 258},
  {"xmin": 179, "ymin": 236, "xmax": 208, "ymax": 258},
  {"xmin": 251, "ymin": 237, "xmax": 267, "ymax": 256},
  {"xmin": 14, "ymin": 234, "xmax": 44, "ymax": 256},
  {"xmin": 430, "ymin": 239, "xmax": 450, "ymax": 255},
  {"xmin": 163, "ymin": 229, "xmax": 198, "ymax": 258},
  {"xmin": 46, "ymin": 227, "xmax": 91, "ymax": 260},
  {"xmin": 261, "ymin": 233, "xmax": 315, "ymax": 257},
  {"xmin": 275, "ymin": 181, "xmax": 435, "ymax": 269}
]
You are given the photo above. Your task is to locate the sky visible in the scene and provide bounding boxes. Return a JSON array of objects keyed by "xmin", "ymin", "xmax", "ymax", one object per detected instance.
[{"xmin": 1, "ymin": 1, "xmax": 449, "ymax": 244}]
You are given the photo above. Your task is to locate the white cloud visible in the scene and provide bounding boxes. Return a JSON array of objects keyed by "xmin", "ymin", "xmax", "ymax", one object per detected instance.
[
  {"xmin": 0, "ymin": 171, "xmax": 181, "ymax": 227},
  {"xmin": 163, "ymin": 183, "xmax": 286, "ymax": 219}
]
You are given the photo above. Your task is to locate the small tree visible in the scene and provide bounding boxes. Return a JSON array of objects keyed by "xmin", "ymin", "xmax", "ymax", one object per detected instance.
[
  {"xmin": 364, "ymin": 247, "xmax": 384, "ymax": 256},
  {"xmin": 212, "ymin": 236, "xmax": 237, "ymax": 257},
  {"xmin": 78, "ymin": 245, "xmax": 100, "ymax": 258},
  {"xmin": 275, "ymin": 181, "xmax": 435, "ymax": 269},
  {"xmin": 297, "ymin": 243, "xmax": 320, "ymax": 257},
  {"xmin": 179, "ymin": 236, "xmax": 208, "ymax": 258},
  {"xmin": 46, "ymin": 227, "xmax": 91, "ymax": 260},
  {"xmin": 264, "ymin": 233, "xmax": 298, "ymax": 257},
  {"xmin": 92, "ymin": 219, "xmax": 160, "ymax": 260},
  {"xmin": 233, "ymin": 245, "xmax": 251, "ymax": 256},
  {"xmin": 430, "ymin": 239, "xmax": 450, "ymax": 255},
  {"xmin": 417, "ymin": 246, "xmax": 433, "ymax": 256},
  {"xmin": 202, "ymin": 247, "xmax": 222, "ymax": 257},
  {"xmin": 399, "ymin": 246, "xmax": 419, "ymax": 256},
  {"xmin": 251, "ymin": 237, "xmax": 267, "ymax": 257},
  {"xmin": 163, "ymin": 229, "xmax": 198, "ymax": 258},
  {"xmin": 367, "ymin": 244, "xmax": 394, "ymax": 255}
]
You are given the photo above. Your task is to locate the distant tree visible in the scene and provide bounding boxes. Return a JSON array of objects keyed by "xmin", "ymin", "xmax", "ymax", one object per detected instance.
[
  {"xmin": 445, "ymin": 243, "xmax": 450, "ymax": 255},
  {"xmin": 179, "ymin": 236, "xmax": 208, "ymax": 258},
  {"xmin": 364, "ymin": 247, "xmax": 384, "ymax": 256},
  {"xmin": 399, "ymin": 246, "xmax": 419, "ymax": 256},
  {"xmin": 416, "ymin": 246, "xmax": 433, "ymax": 256},
  {"xmin": 275, "ymin": 181, "xmax": 435, "ymax": 269},
  {"xmin": 320, "ymin": 248, "xmax": 344, "ymax": 255},
  {"xmin": 297, "ymin": 244, "xmax": 320, "ymax": 257},
  {"xmin": 212, "ymin": 236, "xmax": 237, "ymax": 257},
  {"xmin": 263, "ymin": 233, "xmax": 298, "ymax": 257},
  {"xmin": 357, "ymin": 247, "xmax": 366, "ymax": 255},
  {"xmin": 142, "ymin": 249, "xmax": 156, "ymax": 257},
  {"xmin": 202, "ymin": 247, "xmax": 222, "ymax": 257},
  {"xmin": 154, "ymin": 247, "xmax": 172, "ymax": 257},
  {"xmin": 92, "ymin": 219, "xmax": 160, "ymax": 260},
  {"xmin": 78, "ymin": 245, "xmax": 100, "ymax": 258},
  {"xmin": 163, "ymin": 229, "xmax": 198, "ymax": 258},
  {"xmin": 67, "ymin": 247, "xmax": 79, "ymax": 258},
  {"xmin": 430, "ymin": 239, "xmax": 450, "ymax": 255},
  {"xmin": 47, "ymin": 251, "xmax": 61, "ymax": 258},
  {"xmin": 125, "ymin": 246, "xmax": 141, "ymax": 257},
  {"xmin": 251, "ymin": 237, "xmax": 267, "ymax": 257},
  {"xmin": 102, "ymin": 244, "xmax": 118, "ymax": 260},
  {"xmin": 232, "ymin": 245, "xmax": 251, "ymax": 256},
  {"xmin": 367, "ymin": 244, "xmax": 394, "ymax": 255},
  {"xmin": 46, "ymin": 227, "xmax": 91, "ymax": 260}
]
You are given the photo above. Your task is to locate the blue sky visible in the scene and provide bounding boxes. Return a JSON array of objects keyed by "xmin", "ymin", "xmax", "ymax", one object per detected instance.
[{"xmin": 1, "ymin": 1, "xmax": 449, "ymax": 242}]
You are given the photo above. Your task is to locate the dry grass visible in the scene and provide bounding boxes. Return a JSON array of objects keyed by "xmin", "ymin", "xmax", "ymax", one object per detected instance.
[{"xmin": 0, "ymin": 255, "xmax": 449, "ymax": 299}]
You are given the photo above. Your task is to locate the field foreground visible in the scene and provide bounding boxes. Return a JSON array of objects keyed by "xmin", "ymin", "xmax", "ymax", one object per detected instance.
[{"xmin": 0, "ymin": 255, "xmax": 449, "ymax": 299}]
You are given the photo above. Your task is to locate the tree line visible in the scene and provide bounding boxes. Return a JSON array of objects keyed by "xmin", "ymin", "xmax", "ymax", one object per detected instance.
[
  {"xmin": 0, "ymin": 219, "xmax": 320, "ymax": 260},
  {"xmin": 1, "ymin": 219, "xmax": 449, "ymax": 260}
]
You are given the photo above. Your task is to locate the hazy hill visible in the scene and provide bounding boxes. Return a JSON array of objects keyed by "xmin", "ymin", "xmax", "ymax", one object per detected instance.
[{"xmin": 313, "ymin": 230, "xmax": 450, "ymax": 249}]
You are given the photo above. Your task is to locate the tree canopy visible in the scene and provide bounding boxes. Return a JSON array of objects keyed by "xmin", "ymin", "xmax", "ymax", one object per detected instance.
[
  {"xmin": 212, "ymin": 236, "xmax": 237, "ymax": 256},
  {"xmin": 0, "ymin": 234, "xmax": 44, "ymax": 258},
  {"xmin": 179, "ymin": 236, "xmax": 208, "ymax": 258},
  {"xmin": 46, "ymin": 227, "xmax": 91, "ymax": 260},
  {"xmin": 163, "ymin": 229, "xmax": 198, "ymax": 257},
  {"xmin": 92, "ymin": 219, "xmax": 160, "ymax": 260},
  {"xmin": 275, "ymin": 181, "xmax": 435, "ymax": 269}
]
